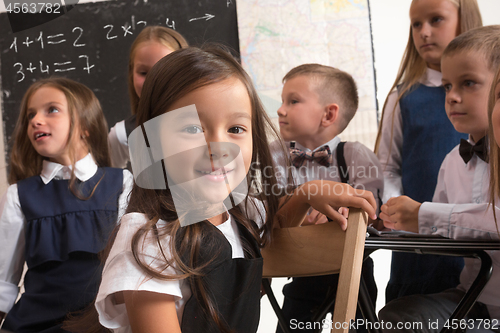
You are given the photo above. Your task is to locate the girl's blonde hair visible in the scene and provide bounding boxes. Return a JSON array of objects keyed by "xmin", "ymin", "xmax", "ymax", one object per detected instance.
[
  {"xmin": 127, "ymin": 26, "xmax": 189, "ymax": 115},
  {"xmin": 374, "ymin": 0, "xmax": 482, "ymax": 152},
  {"xmin": 488, "ymin": 66, "xmax": 500, "ymax": 236},
  {"xmin": 9, "ymin": 78, "xmax": 110, "ymax": 193}
]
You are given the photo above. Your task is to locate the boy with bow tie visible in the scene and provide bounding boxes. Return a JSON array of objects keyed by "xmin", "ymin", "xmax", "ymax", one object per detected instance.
[
  {"xmin": 275, "ymin": 64, "xmax": 384, "ymax": 333},
  {"xmin": 379, "ymin": 26, "xmax": 500, "ymax": 332}
]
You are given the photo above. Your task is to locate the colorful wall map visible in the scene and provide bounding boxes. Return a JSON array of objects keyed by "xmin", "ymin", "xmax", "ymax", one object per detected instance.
[{"xmin": 237, "ymin": 0, "xmax": 378, "ymax": 147}]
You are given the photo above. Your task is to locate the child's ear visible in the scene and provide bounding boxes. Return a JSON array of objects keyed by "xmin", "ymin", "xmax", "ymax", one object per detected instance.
[
  {"xmin": 321, "ymin": 103, "xmax": 339, "ymax": 127},
  {"xmin": 80, "ymin": 129, "xmax": 90, "ymax": 139}
]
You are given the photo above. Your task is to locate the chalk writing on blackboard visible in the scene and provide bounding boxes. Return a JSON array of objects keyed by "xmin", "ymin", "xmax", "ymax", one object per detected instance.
[{"xmin": 0, "ymin": 0, "xmax": 240, "ymax": 158}]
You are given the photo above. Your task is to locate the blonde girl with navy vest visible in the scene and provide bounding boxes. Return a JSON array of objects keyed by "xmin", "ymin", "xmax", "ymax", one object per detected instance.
[
  {"xmin": 375, "ymin": 0, "xmax": 482, "ymax": 303},
  {"xmin": 0, "ymin": 78, "xmax": 133, "ymax": 332}
]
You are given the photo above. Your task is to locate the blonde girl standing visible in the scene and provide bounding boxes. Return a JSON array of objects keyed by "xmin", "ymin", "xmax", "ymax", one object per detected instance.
[
  {"xmin": 0, "ymin": 78, "xmax": 133, "ymax": 332},
  {"xmin": 108, "ymin": 26, "xmax": 189, "ymax": 168},
  {"xmin": 375, "ymin": 0, "xmax": 482, "ymax": 302}
]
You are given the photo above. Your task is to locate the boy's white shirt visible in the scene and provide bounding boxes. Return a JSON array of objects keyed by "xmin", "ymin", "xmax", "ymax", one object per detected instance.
[
  {"xmin": 0, "ymin": 153, "xmax": 133, "ymax": 314},
  {"xmin": 376, "ymin": 67, "xmax": 443, "ymax": 203},
  {"xmin": 418, "ymin": 138, "xmax": 500, "ymax": 319}
]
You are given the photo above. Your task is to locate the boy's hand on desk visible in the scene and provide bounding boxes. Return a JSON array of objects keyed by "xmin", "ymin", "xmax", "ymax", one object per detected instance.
[
  {"xmin": 380, "ymin": 196, "xmax": 420, "ymax": 233},
  {"xmin": 303, "ymin": 180, "xmax": 377, "ymax": 231}
]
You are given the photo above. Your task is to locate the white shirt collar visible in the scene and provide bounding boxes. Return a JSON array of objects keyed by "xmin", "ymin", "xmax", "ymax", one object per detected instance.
[
  {"xmin": 420, "ymin": 67, "xmax": 442, "ymax": 87},
  {"xmin": 292, "ymin": 136, "xmax": 341, "ymax": 153},
  {"xmin": 468, "ymin": 134, "xmax": 488, "ymax": 145},
  {"xmin": 40, "ymin": 153, "xmax": 98, "ymax": 184}
]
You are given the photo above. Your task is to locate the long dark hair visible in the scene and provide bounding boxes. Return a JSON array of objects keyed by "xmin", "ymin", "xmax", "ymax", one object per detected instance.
[
  {"xmin": 126, "ymin": 45, "xmax": 286, "ymax": 331},
  {"xmin": 65, "ymin": 45, "xmax": 291, "ymax": 332}
]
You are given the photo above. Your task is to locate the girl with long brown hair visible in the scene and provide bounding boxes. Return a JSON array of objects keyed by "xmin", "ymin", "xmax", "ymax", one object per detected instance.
[
  {"xmin": 0, "ymin": 77, "xmax": 133, "ymax": 332},
  {"xmin": 94, "ymin": 46, "xmax": 377, "ymax": 333},
  {"xmin": 375, "ymin": 0, "xmax": 482, "ymax": 303}
]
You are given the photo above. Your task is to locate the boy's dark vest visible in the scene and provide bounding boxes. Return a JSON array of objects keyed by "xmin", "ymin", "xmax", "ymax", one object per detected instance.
[
  {"xmin": 3, "ymin": 168, "xmax": 123, "ymax": 333},
  {"xmin": 399, "ymin": 84, "xmax": 467, "ymax": 202},
  {"xmin": 179, "ymin": 218, "xmax": 263, "ymax": 333}
]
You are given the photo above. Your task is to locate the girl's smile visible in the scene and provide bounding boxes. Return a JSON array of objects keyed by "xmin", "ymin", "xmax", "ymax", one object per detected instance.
[{"xmin": 158, "ymin": 77, "xmax": 253, "ymax": 205}]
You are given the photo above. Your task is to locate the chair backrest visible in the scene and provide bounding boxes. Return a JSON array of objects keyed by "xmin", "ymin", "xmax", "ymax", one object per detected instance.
[{"xmin": 262, "ymin": 208, "xmax": 368, "ymax": 333}]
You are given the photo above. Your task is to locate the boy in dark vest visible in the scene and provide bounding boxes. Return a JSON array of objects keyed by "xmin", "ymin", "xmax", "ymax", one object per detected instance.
[{"xmin": 275, "ymin": 63, "xmax": 384, "ymax": 332}]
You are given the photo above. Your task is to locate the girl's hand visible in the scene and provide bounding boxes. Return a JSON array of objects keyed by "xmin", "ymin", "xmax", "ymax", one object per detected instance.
[
  {"xmin": 380, "ymin": 196, "xmax": 421, "ymax": 233},
  {"xmin": 338, "ymin": 207, "xmax": 349, "ymax": 219},
  {"xmin": 302, "ymin": 180, "xmax": 377, "ymax": 231},
  {"xmin": 124, "ymin": 290, "xmax": 182, "ymax": 333},
  {"xmin": 302, "ymin": 209, "xmax": 329, "ymax": 225}
]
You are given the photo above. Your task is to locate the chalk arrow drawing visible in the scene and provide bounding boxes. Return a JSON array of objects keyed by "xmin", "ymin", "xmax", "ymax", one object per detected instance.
[{"xmin": 189, "ymin": 14, "xmax": 215, "ymax": 22}]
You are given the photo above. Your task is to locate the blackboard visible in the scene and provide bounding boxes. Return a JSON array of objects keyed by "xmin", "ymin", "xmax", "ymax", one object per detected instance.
[{"xmin": 0, "ymin": 0, "xmax": 239, "ymax": 157}]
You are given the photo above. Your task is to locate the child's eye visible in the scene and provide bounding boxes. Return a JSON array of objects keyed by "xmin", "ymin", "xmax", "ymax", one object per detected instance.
[
  {"xmin": 443, "ymin": 84, "xmax": 451, "ymax": 92},
  {"xmin": 464, "ymin": 80, "xmax": 476, "ymax": 88},
  {"xmin": 412, "ymin": 21, "xmax": 421, "ymax": 29},
  {"xmin": 228, "ymin": 126, "xmax": 246, "ymax": 134},
  {"xmin": 182, "ymin": 125, "xmax": 203, "ymax": 134},
  {"xmin": 48, "ymin": 106, "xmax": 59, "ymax": 114},
  {"xmin": 431, "ymin": 17, "xmax": 443, "ymax": 24},
  {"xmin": 27, "ymin": 112, "xmax": 36, "ymax": 120},
  {"xmin": 290, "ymin": 100, "xmax": 299, "ymax": 105}
]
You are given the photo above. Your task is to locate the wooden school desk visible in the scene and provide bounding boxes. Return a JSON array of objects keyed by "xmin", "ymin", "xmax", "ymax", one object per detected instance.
[{"xmin": 264, "ymin": 226, "xmax": 500, "ymax": 333}]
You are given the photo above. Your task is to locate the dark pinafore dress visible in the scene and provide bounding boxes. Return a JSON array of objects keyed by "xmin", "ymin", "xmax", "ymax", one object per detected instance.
[
  {"xmin": 3, "ymin": 168, "xmax": 123, "ymax": 333},
  {"xmin": 179, "ymin": 217, "xmax": 263, "ymax": 333},
  {"xmin": 386, "ymin": 84, "xmax": 467, "ymax": 302}
]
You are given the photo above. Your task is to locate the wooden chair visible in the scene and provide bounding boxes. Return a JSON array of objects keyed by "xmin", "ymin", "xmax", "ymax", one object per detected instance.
[{"xmin": 261, "ymin": 208, "xmax": 368, "ymax": 333}]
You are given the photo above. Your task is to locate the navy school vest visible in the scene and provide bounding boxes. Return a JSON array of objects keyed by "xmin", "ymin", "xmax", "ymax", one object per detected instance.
[
  {"xmin": 3, "ymin": 167, "xmax": 123, "ymax": 333},
  {"xmin": 387, "ymin": 84, "xmax": 465, "ymax": 302},
  {"xmin": 400, "ymin": 84, "xmax": 467, "ymax": 202},
  {"xmin": 179, "ymin": 217, "xmax": 263, "ymax": 333}
]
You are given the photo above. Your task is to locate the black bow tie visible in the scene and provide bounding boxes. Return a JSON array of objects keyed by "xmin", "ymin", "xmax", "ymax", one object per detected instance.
[{"xmin": 459, "ymin": 137, "xmax": 488, "ymax": 164}]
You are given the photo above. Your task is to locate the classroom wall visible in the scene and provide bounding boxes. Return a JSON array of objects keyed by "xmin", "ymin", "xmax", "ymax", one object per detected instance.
[{"xmin": 1, "ymin": 0, "xmax": 500, "ymax": 198}]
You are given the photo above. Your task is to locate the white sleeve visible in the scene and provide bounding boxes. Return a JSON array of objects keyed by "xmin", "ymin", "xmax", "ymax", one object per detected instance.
[
  {"xmin": 347, "ymin": 142, "xmax": 384, "ymax": 212},
  {"xmin": 419, "ymin": 201, "xmax": 500, "ymax": 240},
  {"xmin": 376, "ymin": 90, "xmax": 403, "ymax": 202},
  {"xmin": 430, "ymin": 158, "xmax": 449, "ymax": 205},
  {"xmin": 96, "ymin": 213, "xmax": 189, "ymax": 329},
  {"xmin": 108, "ymin": 120, "xmax": 130, "ymax": 169},
  {"xmin": 117, "ymin": 170, "xmax": 134, "ymax": 223},
  {"xmin": 0, "ymin": 185, "xmax": 26, "ymax": 313},
  {"xmin": 419, "ymin": 157, "xmax": 499, "ymax": 239}
]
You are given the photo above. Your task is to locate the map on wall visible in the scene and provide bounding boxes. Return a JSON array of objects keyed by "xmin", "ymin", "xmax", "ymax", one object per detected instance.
[{"xmin": 237, "ymin": 0, "xmax": 378, "ymax": 148}]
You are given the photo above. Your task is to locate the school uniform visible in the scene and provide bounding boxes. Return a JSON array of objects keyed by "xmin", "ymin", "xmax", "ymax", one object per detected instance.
[
  {"xmin": 275, "ymin": 137, "xmax": 383, "ymax": 333},
  {"xmin": 96, "ymin": 197, "xmax": 266, "ymax": 333},
  {"xmin": 377, "ymin": 68, "xmax": 467, "ymax": 302},
  {"xmin": 0, "ymin": 154, "xmax": 133, "ymax": 332},
  {"xmin": 379, "ymin": 137, "xmax": 500, "ymax": 332},
  {"xmin": 108, "ymin": 115, "xmax": 136, "ymax": 169}
]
